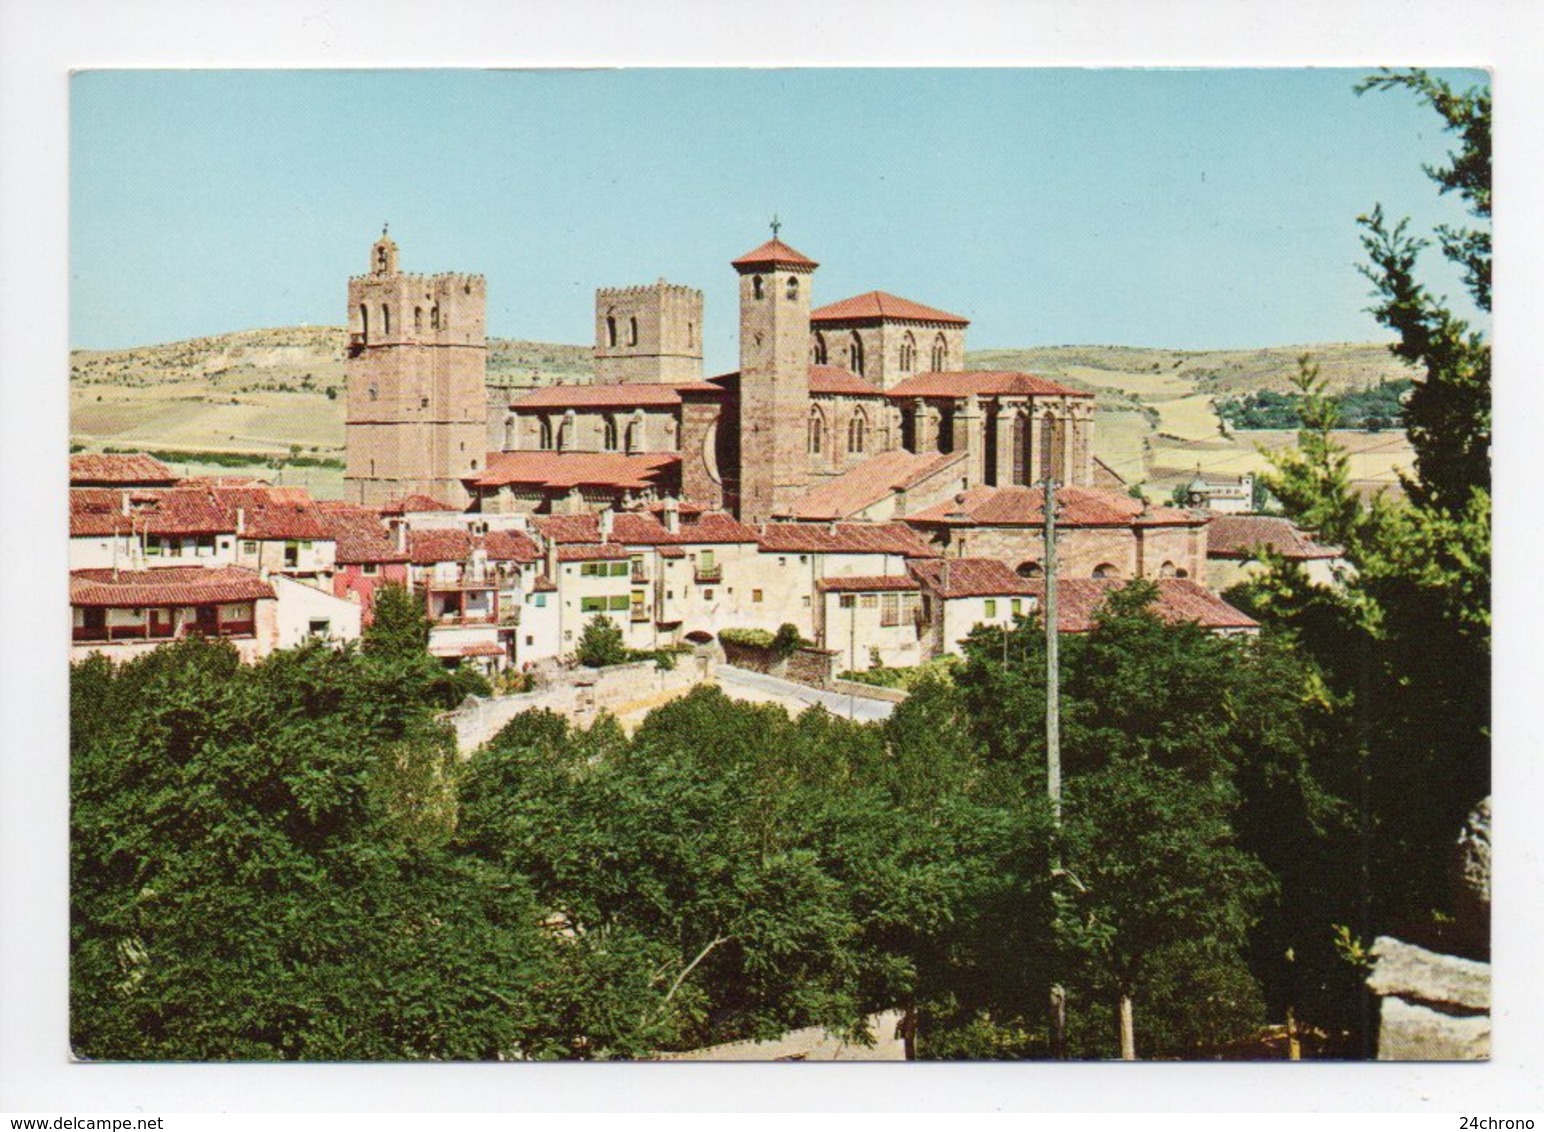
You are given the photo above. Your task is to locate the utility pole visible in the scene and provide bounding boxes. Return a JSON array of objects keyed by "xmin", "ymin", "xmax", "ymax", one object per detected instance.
[{"xmin": 1043, "ymin": 471, "xmax": 1066, "ymax": 1059}]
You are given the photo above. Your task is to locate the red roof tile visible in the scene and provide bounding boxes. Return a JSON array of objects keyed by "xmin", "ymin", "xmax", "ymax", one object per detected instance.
[
  {"xmin": 808, "ymin": 365, "xmax": 884, "ymax": 397},
  {"xmin": 810, "ymin": 290, "xmax": 968, "ymax": 326},
  {"xmin": 731, "ymin": 238, "xmax": 818, "ymax": 269},
  {"xmin": 204, "ymin": 485, "xmax": 333, "ymax": 541},
  {"xmin": 815, "ymin": 575, "xmax": 921, "ymax": 593},
  {"xmin": 481, "ymin": 529, "xmax": 542, "ymax": 563},
  {"xmin": 140, "ymin": 489, "xmax": 236, "ymax": 536},
  {"xmin": 909, "ymin": 557, "xmax": 1039, "ymax": 599},
  {"xmin": 780, "ymin": 450, "xmax": 965, "ymax": 520},
  {"xmin": 905, "ymin": 485, "xmax": 1199, "ymax": 529},
  {"xmin": 557, "ymin": 542, "xmax": 633, "ymax": 562},
  {"xmin": 1204, "ymin": 515, "xmax": 1342, "ymax": 561},
  {"xmin": 885, "ymin": 371, "xmax": 1092, "ymax": 399},
  {"xmin": 407, "ymin": 529, "xmax": 473, "ymax": 565},
  {"xmin": 1022, "ymin": 578, "xmax": 1258, "ymax": 634},
  {"xmin": 70, "ymin": 489, "xmax": 134, "ymax": 537},
  {"xmin": 429, "ymin": 641, "xmax": 506, "ymax": 658},
  {"xmin": 509, "ymin": 382, "xmax": 722, "ymax": 409},
  {"xmin": 316, "ymin": 503, "xmax": 407, "ymax": 564},
  {"xmin": 381, "ymin": 493, "xmax": 459, "ymax": 514},
  {"xmin": 70, "ymin": 566, "xmax": 275, "ymax": 608},
  {"xmin": 758, "ymin": 521, "xmax": 938, "ymax": 558},
  {"xmin": 533, "ymin": 510, "xmax": 758, "ymax": 547},
  {"xmin": 467, "ymin": 452, "xmax": 679, "ymax": 491},
  {"xmin": 70, "ymin": 453, "xmax": 178, "ymax": 486}
]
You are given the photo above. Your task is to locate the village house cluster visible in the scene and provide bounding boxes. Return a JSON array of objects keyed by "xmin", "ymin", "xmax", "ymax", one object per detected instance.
[{"xmin": 71, "ymin": 229, "xmax": 1347, "ymax": 674}]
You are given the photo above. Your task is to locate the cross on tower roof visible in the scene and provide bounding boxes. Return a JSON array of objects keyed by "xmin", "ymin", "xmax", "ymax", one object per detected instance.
[{"xmin": 769, "ymin": 214, "xmax": 781, "ymax": 239}]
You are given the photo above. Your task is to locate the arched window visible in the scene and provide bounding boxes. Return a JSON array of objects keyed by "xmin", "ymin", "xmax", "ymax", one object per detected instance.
[
  {"xmin": 606, "ymin": 315, "xmax": 617, "ymax": 348},
  {"xmin": 931, "ymin": 333, "xmax": 948, "ymax": 371},
  {"xmin": 625, "ymin": 418, "xmax": 642, "ymax": 454},
  {"xmin": 812, "ymin": 332, "xmax": 828, "ymax": 365},
  {"xmin": 752, "ymin": 275, "xmax": 764, "ymax": 300},
  {"xmin": 628, "ymin": 316, "xmax": 639, "ymax": 346},
  {"xmin": 503, "ymin": 416, "xmax": 516, "ymax": 449},
  {"xmin": 603, "ymin": 417, "xmax": 619, "ymax": 452},
  {"xmin": 786, "ymin": 275, "xmax": 799, "ymax": 300},
  {"xmin": 381, "ymin": 304, "xmax": 391, "ymax": 336},
  {"xmin": 687, "ymin": 321, "xmax": 695, "ymax": 348},
  {"xmin": 430, "ymin": 305, "xmax": 440, "ymax": 330},
  {"xmin": 1159, "ymin": 560, "xmax": 1177, "ymax": 578},
  {"xmin": 1040, "ymin": 413, "xmax": 1066, "ymax": 482},
  {"xmin": 358, "ymin": 304, "xmax": 370, "ymax": 344},
  {"xmin": 847, "ymin": 408, "xmax": 868, "ymax": 455},
  {"xmin": 1092, "ymin": 563, "xmax": 1119, "ymax": 579},
  {"xmin": 808, "ymin": 406, "xmax": 826, "ymax": 454},
  {"xmin": 557, "ymin": 415, "xmax": 573, "ymax": 452},
  {"xmin": 368, "ymin": 383, "xmax": 378, "ymax": 402},
  {"xmin": 900, "ymin": 332, "xmax": 916, "ymax": 373},
  {"xmin": 1011, "ymin": 412, "xmax": 1031, "ymax": 485},
  {"xmin": 1016, "ymin": 561, "xmax": 1043, "ymax": 578},
  {"xmin": 538, "ymin": 418, "xmax": 553, "ymax": 450},
  {"xmin": 848, "ymin": 331, "xmax": 865, "ymax": 377},
  {"xmin": 414, "ymin": 307, "xmax": 423, "ymax": 333}
]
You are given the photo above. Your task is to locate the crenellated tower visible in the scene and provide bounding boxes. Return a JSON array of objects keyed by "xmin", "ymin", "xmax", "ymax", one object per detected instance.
[
  {"xmin": 732, "ymin": 231, "xmax": 817, "ymax": 524},
  {"xmin": 594, "ymin": 280, "xmax": 704, "ymax": 384},
  {"xmin": 344, "ymin": 227, "xmax": 488, "ymax": 508}
]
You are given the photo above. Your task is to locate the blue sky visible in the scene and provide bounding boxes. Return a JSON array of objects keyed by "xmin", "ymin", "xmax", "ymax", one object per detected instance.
[{"xmin": 70, "ymin": 68, "xmax": 1487, "ymax": 372}]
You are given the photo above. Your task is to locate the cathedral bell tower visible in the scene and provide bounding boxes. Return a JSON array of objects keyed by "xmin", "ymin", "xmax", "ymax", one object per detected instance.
[
  {"xmin": 732, "ymin": 224, "xmax": 817, "ymax": 524},
  {"xmin": 344, "ymin": 226, "xmax": 488, "ymax": 508}
]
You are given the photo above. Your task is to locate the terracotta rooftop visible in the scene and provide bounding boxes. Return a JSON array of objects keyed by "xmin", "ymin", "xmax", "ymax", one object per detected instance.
[
  {"xmin": 810, "ymin": 290, "xmax": 968, "ymax": 326},
  {"xmin": 779, "ymin": 450, "xmax": 965, "ymax": 521},
  {"xmin": 482, "ymin": 529, "xmax": 543, "ymax": 563},
  {"xmin": 508, "ymin": 382, "xmax": 722, "ymax": 410},
  {"xmin": 70, "ymin": 489, "xmax": 134, "ymax": 537},
  {"xmin": 807, "ymin": 365, "xmax": 884, "ymax": 397},
  {"xmin": 533, "ymin": 510, "xmax": 758, "ymax": 546},
  {"xmin": 1205, "ymin": 515, "xmax": 1342, "ymax": 561},
  {"xmin": 885, "ymin": 371, "xmax": 1092, "ymax": 400},
  {"xmin": 316, "ymin": 503, "xmax": 406, "ymax": 564},
  {"xmin": 909, "ymin": 557, "xmax": 1040, "ymax": 599},
  {"xmin": 406, "ymin": 528, "xmax": 473, "ymax": 565},
  {"xmin": 814, "ymin": 574, "xmax": 921, "ymax": 593},
  {"xmin": 138, "ymin": 489, "xmax": 236, "ymax": 537},
  {"xmin": 731, "ymin": 238, "xmax": 818, "ymax": 270},
  {"xmin": 758, "ymin": 521, "xmax": 938, "ymax": 558},
  {"xmin": 905, "ymin": 485, "xmax": 1199, "ymax": 529},
  {"xmin": 557, "ymin": 542, "xmax": 633, "ymax": 562},
  {"xmin": 212, "ymin": 485, "xmax": 332, "ymax": 541},
  {"xmin": 467, "ymin": 452, "xmax": 679, "ymax": 492},
  {"xmin": 1023, "ymin": 578, "xmax": 1259, "ymax": 634},
  {"xmin": 70, "ymin": 453, "xmax": 178, "ymax": 487},
  {"xmin": 380, "ymin": 493, "xmax": 458, "ymax": 515},
  {"xmin": 429, "ymin": 641, "xmax": 506, "ymax": 659},
  {"xmin": 70, "ymin": 566, "xmax": 275, "ymax": 608}
]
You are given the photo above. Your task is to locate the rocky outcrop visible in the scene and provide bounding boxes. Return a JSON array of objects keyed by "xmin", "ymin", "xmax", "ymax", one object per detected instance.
[{"xmin": 1367, "ymin": 937, "xmax": 1490, "ymax": 1060}]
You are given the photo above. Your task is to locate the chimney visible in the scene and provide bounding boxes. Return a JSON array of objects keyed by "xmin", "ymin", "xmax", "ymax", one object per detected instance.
[
  {"xmin": 236, "ymin": 506, "xmax": 246, "ymax": 536},
  {"xmin": 598, "ymin": 508, "xmax": 614, "ymax": 543},
  {"xmin": 395, "ymin": 521, "xmax": 407, "ymax": 554},
  {"xmin": 941, "ymin": 558, "xmax": 950, "ymax": 595},
  {"xmin": 544, "ymin": 533, "xmax": 559, "ymax": 580},
  {"xmin": 120, "ymin": 492, "xmax": 130, "ymax": 516},
  {"xmin": 662, "ymin": 496, "xmax": 681, "ymax": 534}
]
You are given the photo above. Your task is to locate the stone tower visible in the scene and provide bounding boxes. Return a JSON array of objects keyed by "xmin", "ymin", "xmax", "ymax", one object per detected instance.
[
  {"xmin": 594, "ymin": 280, "xmax": 704, "ymax": 384},
  {"xmin": 344, "ymin": 228, "xmax": 488, "ymax": 508},
  {"xmin": 733, "ymin": 233, "xmax": 817, "ymax": 524}
]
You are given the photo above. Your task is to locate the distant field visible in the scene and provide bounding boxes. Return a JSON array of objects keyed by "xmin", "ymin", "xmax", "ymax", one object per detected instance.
[{"xmin": 71, "ymin": 326, "xmax": 1415, "ymax": 501}]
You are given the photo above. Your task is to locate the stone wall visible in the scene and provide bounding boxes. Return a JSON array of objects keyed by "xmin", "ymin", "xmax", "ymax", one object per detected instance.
[{"xmin": 1366, "ymin": 936, "xmax": 1490, "ymax": 1060}]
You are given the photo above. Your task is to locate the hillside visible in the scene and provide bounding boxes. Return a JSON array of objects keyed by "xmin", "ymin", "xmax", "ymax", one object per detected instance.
[{"xmin": 70, "ymin": 328, "xmax": 1415, "ymax": 501}]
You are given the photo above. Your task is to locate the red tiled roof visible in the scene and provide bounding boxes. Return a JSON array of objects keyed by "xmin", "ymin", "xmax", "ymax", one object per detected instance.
[
  {"xmin": 205, "ymin": 485, "xmax": 333, "ymax": 541},
  {"xmin": 70, "ymin": 489, "xmax": 133, "ymax": 537},
  {"xmin": 815, "ymin": 575, "xmax": 921, "ymax": 593},
  {"xmin": 810, "ymin": 290, "xmax": 968, "ymax": 326},
  {"xmin": 482, "ymin": 529, "xmax": 542, "ymax": 563},
  {"xmin": 467, "ymin": 451, "xmax": 679, "ymax": 491},
  {"xmin": 886, "ymin": 370, "xmax": 1092, "ymax": 399},
  {"xmin": 758, "ymin": 521, "xmax": 938, "ymax": 558},
  {"xmin": 905, "ymin": 485, "xmax": 1199, "ymax": 529},
  {"xmin": 808, "ymin": 365, "xmax": 884, "ymax": 397},
  {"xmin": 407, "ymin": 529, "xmax": 473, "ymax": 565},
  {"xmin": 70, "ymin": 453, "xmax": 178, "ymax": 486},
  {"xmin": 534, "ymin": 510, "xmax": 758, "ymax": 547},
  {"xmin": 509, "ymin": 382, "xmax": 722, "ymax": 410},
  {"xmin": 731, "ymin": 238, "xmax": 818, "ymax": 269},
  {"xmin": 139, "ymin": 489, "xmax": 236, "ymax": 536},
  {"xmin": 1205, "ymin": 515, "xmax": 1342, "ymax": 561},
  {"xmin": 70, "ymin": 566, "xmax": 275, "ymax": 608},
  {"xmin": 533, "ymin": 575, "xmax": 558, "ymax": 592},
  {"xmin": 780, "ymin": 450, "xmax": 965, "ymax": 521},
  {"xmin": 909, "ymin": 557, "xmax": 1039, "ymax": 599},
  {"xmin": 381, "ymin": 493, "xmax": 458, "ymax": 514},
  {"xmin": 557, "ymin": 542, "xmax": 633, "ymax": 562},
  {"xmin": 429, "ymin": 641, "xmax": 506, "ymax": 658},
  {"xmin": 1023, "ymin": 578, "xmax": 1258, "ymax": 634},
  {"xmin": 316, "ymin": 503, "xmax": 407, "ymax": 564}
]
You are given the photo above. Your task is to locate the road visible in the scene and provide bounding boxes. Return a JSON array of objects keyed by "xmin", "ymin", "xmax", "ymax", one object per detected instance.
[{"xmin": 715, "ymin": 665, "xmax": 897, "ymax": 723}]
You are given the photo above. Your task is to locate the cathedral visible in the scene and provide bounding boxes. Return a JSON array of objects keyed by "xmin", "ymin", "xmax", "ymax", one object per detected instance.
[{"xmin": 344, "ymin": 226, "xmax": 1103, "ymax": 529}]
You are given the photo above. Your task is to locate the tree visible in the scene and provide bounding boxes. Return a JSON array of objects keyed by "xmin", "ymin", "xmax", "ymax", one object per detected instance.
[
  {"xmin": 575, "ymin": 614, "xmax": 629, "ymax": 668},
  {"xmin": 1246, "ymin": 69, "xmax": 1491, "ymax": 943}
]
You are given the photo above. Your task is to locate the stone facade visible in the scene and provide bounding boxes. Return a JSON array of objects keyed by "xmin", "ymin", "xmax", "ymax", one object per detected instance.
[
  {"xmin": 919, "ymin": 521, "xmax": 1206, "ymax": 583},
  {"xmin": 594, "ymin": 281, "xmax": 704, "ymax": 384},
  {"xmin": 811, "ymin": 320, "xmax": 967, "ymax": 391},
  {"xmin": 344, "ymin": 230, "xmax": 488, "ymax": 508}
]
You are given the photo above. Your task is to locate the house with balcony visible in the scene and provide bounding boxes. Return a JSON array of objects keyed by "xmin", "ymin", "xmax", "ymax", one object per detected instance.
[
  {"xmin": 316, "ymin": 501, "xmax": 410, "ymax": 624},
  {"xmin": 70, "ymin": 566, "xmax": 278, "ymax": 664}
]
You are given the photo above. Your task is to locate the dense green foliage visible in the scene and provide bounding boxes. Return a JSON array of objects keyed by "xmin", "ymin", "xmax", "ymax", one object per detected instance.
[
  {"xmin": 1234, "ymin": 69, "xmax": 1491, "ymax": 954},
  {"xmin": 1216, "ymin": 380, "xmax": 1411, "ymax": 432}
]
